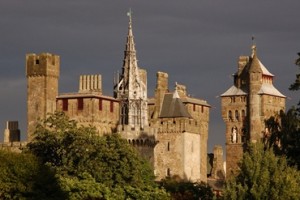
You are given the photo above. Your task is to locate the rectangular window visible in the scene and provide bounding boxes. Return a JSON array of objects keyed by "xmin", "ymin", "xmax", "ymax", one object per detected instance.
[
  {"xmin": 99, "ymin": 99, "xmax": 103, "ymax": 111},
  {"xmin": 193, "ymin": 104, "xmax": 196, "ymax": 111},
  {"xmin": 62, "ymin": 99, "xmax": 68, "ymax": 111},
  {"xmin": 77, "ymin": 98, "xmax": 83, "ymax": 110},
  {"xmin": 110, "ymin": 101, "xmax": 114, "ymax": 112}
]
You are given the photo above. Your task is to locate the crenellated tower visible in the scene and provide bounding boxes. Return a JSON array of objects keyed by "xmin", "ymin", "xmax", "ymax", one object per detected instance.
[
  {"xmin": 114, "ymin": 11, "xmax": 148, "ymax": 130},
  {"xmin": 26, "ymin": 53, "xmax": 60, "ymax": 141}
]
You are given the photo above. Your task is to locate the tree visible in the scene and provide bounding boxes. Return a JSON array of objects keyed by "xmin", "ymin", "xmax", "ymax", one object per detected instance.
[
  {"xmin": 0, "ymin": 150, "xmax": 65, "ymax": 200},
  {"xmin": 289, "ymin": 52, "xmax": 300, "ymax": 91},
  {"xmin": 27, "ymin": 112, "xmax": 169, "ymax": 199},
  {"xmin": 223, "ymin": 142, "xmax": 300, "ymax": 200},
  {"xmin": 264, "ymin": 53, "xmax": 300, "ymax": 169},
  {"xmin": 160, "ymin": 176, "xmax": 215, "ymax": 200}
]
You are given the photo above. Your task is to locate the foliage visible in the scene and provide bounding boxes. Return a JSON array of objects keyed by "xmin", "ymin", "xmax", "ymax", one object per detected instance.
[
  {"xmin": 27, "ymin": 111, "xmax": 169, "ymax": 199},
  {"xmin": 289, "ymin": 52, "xmax": 300, "ymax": 91},
  {"xmin": 223, "ymin": 142, "xmax": 300, "ymax": 200},
  {"xmin": 160, "ymin": 176, "xmax": 214, "ymax": 200},
  {"xmin": 0, "ymin": 150, "xmax": 65, "ymax": 200},
  {"xmin": 265, "ymin": 108, "xmax": 300, "ymax": 168}
]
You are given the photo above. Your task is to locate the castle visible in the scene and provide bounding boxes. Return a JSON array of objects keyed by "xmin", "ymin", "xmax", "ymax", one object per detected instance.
[
  {"xmin": 2, "ymin": 12, "xmax": 286, "ymax": 184},
  {"xmin": 25, "ymin": 12, "xmax": 211, "ymax": 182},
  {"xmin": 221, "ymin": 45, "xmax": 286, "ymax": 175}
]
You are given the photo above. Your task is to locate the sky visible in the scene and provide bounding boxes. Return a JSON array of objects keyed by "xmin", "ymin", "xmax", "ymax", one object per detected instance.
[{"xmin": 0, "ymin": 0, "xmax": 299, "ymax": 154}]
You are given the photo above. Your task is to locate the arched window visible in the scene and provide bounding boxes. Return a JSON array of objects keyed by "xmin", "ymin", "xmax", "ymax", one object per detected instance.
[
  {"xmin": 228, "ymin": 110, "xmax": 233, "ymax": 121},
  {"xmin": 235, "ymin": 110, "xmax": 239, "ymax": 121},
  {"xmin": 167, "ymin": 168, "xmax": 171, "ymax": 177},
  {"xmin": 242, "ymin": 110, "xmax": 246, "ymax": 120}
]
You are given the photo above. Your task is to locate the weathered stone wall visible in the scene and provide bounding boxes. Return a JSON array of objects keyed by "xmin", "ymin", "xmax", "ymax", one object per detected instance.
[
  {"xmin": 56, "ymin": 95, "xmax": 119, "ymax": 135},
  {"xmin": 183, "ymin": 132, "xmax": 201, "ymax": 181}
]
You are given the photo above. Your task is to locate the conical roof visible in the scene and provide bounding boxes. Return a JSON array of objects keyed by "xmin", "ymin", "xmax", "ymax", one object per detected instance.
[{"xmin": 249, "ymin": 45, "xmax": 274, "ymax": 76}]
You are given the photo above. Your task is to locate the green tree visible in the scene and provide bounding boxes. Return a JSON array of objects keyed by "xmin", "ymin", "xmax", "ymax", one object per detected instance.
[
  {"xmin": 223, "ymin": 142, "xmax": 300, "ymax": 200},
  {"xmin": 264, "ymin": 53, "xmax": 300, "ymax": 168},
  {"xmin": 0, "ymin": 150, "xmax": 65, "ymax": 200},
  {"xmin": 160, "ymin": 176, "xmax": 215, "ymax": 200},
  {"xmin": 289, "ymin": 52, "xmax": 300, "ymax": 91},
  {"xmin": 27, "ymin": 112, "xmax": 169, "ymax": 199}
]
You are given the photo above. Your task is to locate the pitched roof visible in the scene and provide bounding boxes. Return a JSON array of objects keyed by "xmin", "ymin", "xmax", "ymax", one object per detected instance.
[
  {"xmin": 159, "ymin": 91, "xmax": 192, "ymax": 118},
  {"xmin": 258, "ymin": 59, "xmax": 274, "ymax": 76},
  {"xmin": 258, "ymin": 83, "xmax": 286, "ymax": 97},
  {"xmin": 250, "ymin": 45, "xmax": 274, "ymax": 76},
  {"xmin": 220, "ymin": 85, "xmax": 247, "ymax": 97}
]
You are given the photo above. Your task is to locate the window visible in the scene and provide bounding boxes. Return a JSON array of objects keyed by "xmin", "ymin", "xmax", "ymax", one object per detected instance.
[
  {"xmin": 35, "ymin": 59, "xmax": 39, "ymax": 65},
  {"xmin": 201, "ymin": 106, "xmax": 204, "ymax": 113},
  {"xmin": 235, "ymin": 110, "xmax": 239, "ymax": 121},
  {"xmin": 77, "ymin": 98, "xmax": 83, "ymax": 110},
  {"xmin": 167, "ymin": 168, "xmax": 171, "ymax": 177},
  {"xmin": 62, "ymin": 99, "xmax": 68, "ymax": 111},
  {"xmin": 193, "ymin": 104, "xmax": 196, "ymax": 111},
  {"xmin": 99, "ymin": 99, "xmax": 103, "ymax": 110},
  {"xmin": 228, "ymin": 110, "xmax": 232, "ymax": 121},
  {"xmin": 110, "ymin": 101, "xmax": 114, "ymax": 112},
  {"xmin": 167, "ymin": 142, "xmax": 170, "ymax": 151},
  {"xmin": 242, "ymin": 110, "xmax": 246, "ymax": 120}
]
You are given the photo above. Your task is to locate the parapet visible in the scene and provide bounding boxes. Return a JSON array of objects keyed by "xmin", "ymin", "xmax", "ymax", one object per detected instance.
[
  {"xmin": 79, "ymin": 74, "xmax": 102, "ymax": 94},
  {"xmin": 26, "ymin": 53, "xmax": 60, "ymax": 77}
]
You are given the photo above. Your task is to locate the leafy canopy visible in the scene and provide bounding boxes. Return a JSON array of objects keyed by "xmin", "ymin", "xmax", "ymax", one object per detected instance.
[
  {"xmin": 0, "ymin": 150, "xmax": 65, "ymax": 200},
  {"xmin": 223, "ymin": 142, "xmax": 300, "ymax": 200},
  {"xmin": 27, "ymin": 112, "xmax": 169, "ymax": 199}
]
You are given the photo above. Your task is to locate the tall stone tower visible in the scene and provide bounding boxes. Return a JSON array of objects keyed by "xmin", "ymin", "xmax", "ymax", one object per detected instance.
[
  {"xmin": 221, "ymin": 45, "xmax": 286, "ymax": 176},
  {"xmin": 114, "ymin": 11, "xmax": 148, "ymax": 130},
  {"xmin": 26, "ymin": 53, "xmax": 60, "ymax": 140}
]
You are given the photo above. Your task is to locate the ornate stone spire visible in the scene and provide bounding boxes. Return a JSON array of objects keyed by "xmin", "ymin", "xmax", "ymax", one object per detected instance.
[{"xmin": 114, "ymin": 10, "xmax": 148, "ymax": 129}]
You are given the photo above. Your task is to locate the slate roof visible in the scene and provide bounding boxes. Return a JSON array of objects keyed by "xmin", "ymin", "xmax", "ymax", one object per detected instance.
[
  {"xmin": 159, "ymin": 91, "xmax": 192, "ymax": 118},
  {"xmin": 258, "ymin": 83, "xmax": 286, "ymax": 97},
  {"xmin": 220, "ymin": 85, "xmax": 247, "ymax": 97},
  {"xmin": 259, "ymin": 60, "xmax": 274, "ymax": 76}
]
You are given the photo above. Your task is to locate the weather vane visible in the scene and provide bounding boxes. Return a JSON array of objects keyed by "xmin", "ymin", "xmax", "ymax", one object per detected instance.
[{"xmin": 251, "ymin": 35, "xmax": 256, "ymax": 46}]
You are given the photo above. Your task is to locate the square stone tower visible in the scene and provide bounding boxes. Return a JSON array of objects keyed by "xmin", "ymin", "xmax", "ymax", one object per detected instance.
[
  {"xmin": 26, "ymin": 53, "xmax": 60, "ymax": 140},
  {"xmin": 221, "ymin": 46, "xmax": 286, "ymax": 176}
]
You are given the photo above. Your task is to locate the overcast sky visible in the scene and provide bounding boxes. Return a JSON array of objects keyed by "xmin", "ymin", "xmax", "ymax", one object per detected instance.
[{"xmin": 0, "ymin": 0, "xmax": 299, "ymax": 153}]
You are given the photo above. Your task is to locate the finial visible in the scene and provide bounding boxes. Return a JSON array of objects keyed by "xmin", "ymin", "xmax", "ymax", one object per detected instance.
[
  {"xmin": 251, "ymin": 35, "xmax": 257, "ymax": 57},
  {"xmin": 127, "ymin": 8, "xmax": 132, "ymax": 23}
]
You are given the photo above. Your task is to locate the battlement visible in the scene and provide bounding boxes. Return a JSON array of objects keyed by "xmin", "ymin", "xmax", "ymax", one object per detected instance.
[
  {"xmin": 79, "ymin": 74, "xmax": 102, "ymax": 94},
  {"xmin": 26, "ymin": 53, "xmax": 60, "ymax": 77},
  {"xmin": 157, "ymin": 118, "xmax": 199, "ymax": 134}
]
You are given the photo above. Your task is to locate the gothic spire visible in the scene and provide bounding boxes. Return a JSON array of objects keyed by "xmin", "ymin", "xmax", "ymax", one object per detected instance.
[
  {"xmin": 125, "ymin": 9, "xmax": 136, "ymax": 55},
  {"xmin": 114, "ymin": 10, "xmax": 148, "ymax": 129}
]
